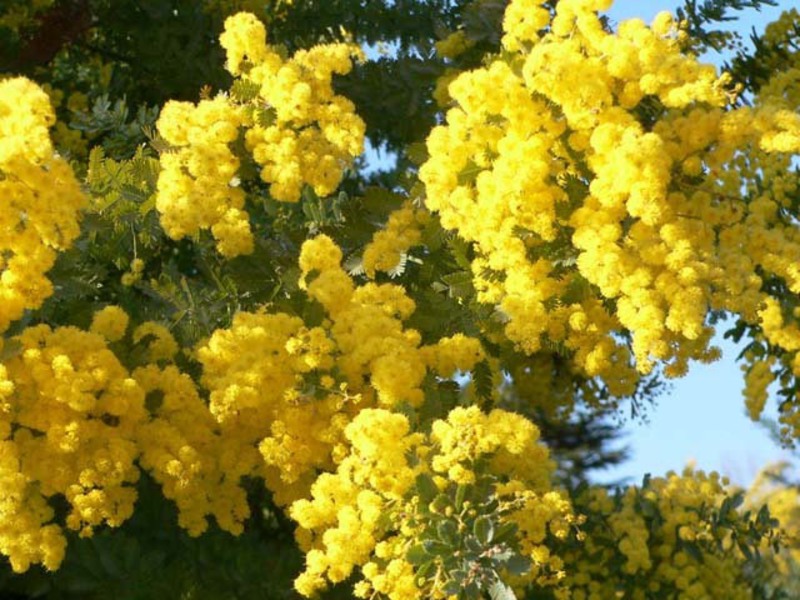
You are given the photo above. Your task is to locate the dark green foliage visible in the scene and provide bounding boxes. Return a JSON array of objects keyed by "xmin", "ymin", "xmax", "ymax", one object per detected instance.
[
  {"xmin": 404, "ymin": 472, "xmax": 538, "ymax": 600},
  {"xmin": 675, "ymin": 0, "xmax": 778, "ymax": 53},
  {"xmin": 0, "ymin": 476, "xmax": 303, "ymax": 600}
]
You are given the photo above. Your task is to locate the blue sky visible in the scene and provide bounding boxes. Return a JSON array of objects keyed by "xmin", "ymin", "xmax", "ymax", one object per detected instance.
[{"xmin": 595, "ymin": 0, "xmax": 798, "ymax": 487}]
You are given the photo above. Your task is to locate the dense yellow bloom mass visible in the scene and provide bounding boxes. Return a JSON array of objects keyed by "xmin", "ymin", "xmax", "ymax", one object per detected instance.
[
  {"xmin": 233, "ymin": 22, "xmax": 365, "ymax": 203},
  {"xmin": 195, "ymin": 235, "xmax": 484, "ymax": 507},
  {"xmin": 1, "ymin": 1, "xmax": 795, "ymax": 592},
  {"xmin": 299, "ymin": 235, "xmax": 484, "ymax": 407},
  {"xmin": 0, "ymin": 77, "xmax": 86, "ymax": 333},
  {"xmin": 420, "ymin": 0, "xmax": 800, "ymax": 428},
  {"xmin": 563, "ymin": 469, "xmax": 758, "ymax": 599},
  {"xmin": 135, "ymin": 364, "xmax": 253, "ymax": 536},
  {"xmin": 0, "ymin": 323, "xmax": 145, "ymax": 572},
  {"xmin": 290, "ymin": 406, "xmax": 573, "ymax": 599},
  {"xmin": 156, "ymin": 97, "xmax": 252, "ymax": 258},
  {"xmin": 196, "ymin": 309, "xmax": 352, "ymax": 506},
  {"xmin": 155, "ymin": 12, "xmax": 365, "ymax": 257}
]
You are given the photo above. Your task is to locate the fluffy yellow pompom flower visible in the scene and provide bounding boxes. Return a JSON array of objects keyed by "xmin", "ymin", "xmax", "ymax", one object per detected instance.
[
  {"xmin": 218, "ymin": 12, "xmax": 270, "ymax": 75},
  {"xmin": 90, "ymin": 306, "xmax": 130, "ymax": 342}
]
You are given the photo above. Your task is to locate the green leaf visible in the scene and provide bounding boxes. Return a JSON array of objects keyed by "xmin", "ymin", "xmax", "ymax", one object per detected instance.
[
  {"xmin": 472, "ymin": 361, "xmax": 493, "ymax": 401},
  {"xmin": 362, "ymin": 186, "xmax": 405, "ymax": 216},
  {"xmin": 457, "ymin": 159, "xmax": 483, "ymax": 186},
  {"xmin": 406, "ymin": 544, "xmax": 429, "ymax": 565},
  {"xmin": 502, "ymin": 554, "xmax": 532, "ymax": 576},
  {"xmin": 416, "ymin": 473, "xmax": 440, "ymax": 502},
  {"xmin": 492, "ymin": 522, "xmax": 518, "ymax": 545},
  {"xmin": 431, "ymin": 493, "xmax": 451, "ymax": 513},
  {"xmin": 488, "ymin": 579, "xmax": 517, "ymax": 600},
  {"xmin": 756, "ymin": 503, "xmax": 771, "ymax": 526},
  {"xmin": 255, "ymin": 106, "xmax": 277, "ymax": 127},
  {"xmin": 446, "ymin": 235, "xmax": 472, "ymax": 270},
  {"xmin": 421, "ymin": 217, "xmax": 445, "ymax": 252},
  {"xmin": 474, "ymin": 515, "xmax": 494, "ymax": 545},
  {"xmin": 681, "ymin": 541, "xmax": 704, "ymax": 564},
  {"xmin": 737, "ymin": 539, "xmax": 753, "ymax": 560},
  {"xmin": 441, "ymin": 270, "xmax": 474, "ymax": 300},
  {"xmin": 406, "ymin": 142, "xmax": 429, "ymax": 166},
  {"xmin": 455, "ymin": 484, "xmax": 470, "ymax": 512},
  {"xmin": 437, "ymin": 520, "xmax": 459, "ymax": 545},
  {"xmin": 422, "ymin": 540, "xmax": 452, "ymax": 555},
  {"xmin": 444, "ymin": 578, "xmax": 463, "ymax": 596},
  {"xmin": 0, "ymin": 338, "xmax": 22, "ymax": 361},
  {"xmin": 230, "ymin": 79, "xmax": 261, "ymax": 102},
  {"xmin": 639, "ymin": 497, "xmax": 657, "ymax": 519},
  {"xmin": 416, "ymin": 560, "xmax": 436, "ymax": 580},
  {"xmin": 718, "ymin": 497, "xmax": 733, "ymax": 524}
]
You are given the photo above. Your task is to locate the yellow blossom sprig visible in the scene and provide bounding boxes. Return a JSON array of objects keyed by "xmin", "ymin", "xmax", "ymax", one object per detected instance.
[
  {"xmin": 155, "ymin": 96, "xmax": 251, "ymax": 258},
  {"xmin": 155, "ymin": 12, "xmax": 366, "ymax": 258},
  {"xmin": 299, "ymin": 234, "xmax": 485, "ymax": 408},
  {"xmin": 230, "ymin": 11, "xmax": 365, "ymax": 203},
  {"xmin": 362, "ymin": 201, "xmax": 430, "ymax": 278},
  {"xmin": 196, "ymin": 309, "xmax": 353, "ymax": 506},
  {"xmin": 0, "ymin": 77, "xmax": 87, "ymax": 333}
]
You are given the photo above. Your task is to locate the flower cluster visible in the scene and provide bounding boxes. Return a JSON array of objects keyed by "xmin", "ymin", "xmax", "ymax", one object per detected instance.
[
  {"xmin": 753, "ymin": 8, "xmax": 800, "ymax": 108},
  {"xmin": 155, "ymin": 12, "xmax": 365, "ymax": 257},
  {"xmin": 1, "ymin": 2, "xmax": 794, "ymax": 592},
  {"xmin": 562, "ymin": 469, "xmax": 764, "ymax": 600},
  {"xmin": 221, "ymin": 12, "xmax": 365, "ymax": 203},
  {"xmin": 196, "ymin": 309, "xmax": 353, "ymax": 506},
  {"xmin": 134, "ymin": 364, "xmax": 253, "ymax": 535},
  {"xmin": 299, "ymin": 235, "xmax": 484, "ymax": 407},
  {"xmin": 420, "ymin": 0, "xmax": 800, "ymax": 423},
  {"xmin": 745, "ymin": 462, "xmax": 800, "ymax": 583},
  {"xmin": 0, "ymin": 307, "xmax": 253, "ymax": 569},
  {"xmin": 191, "ymin": 234, "xmax": 485, "ymax": 516},
  {"xmin": 362, "ymin": 201, "xmax": 429, "ymax": 278},
  {"xmin": 156, "ymin": 97, "xmax": 252, "ymax": 258},
  {"xmin": 0, "ymin": 77, "xmax": 86, "ymax": 333},
  {"xmin": 0, "ymin": 323, "xmax": 146, "ymax": 572},
  {"xmin": 290, "ymin": 406, "xmax": 574, "ymax": 599}
]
